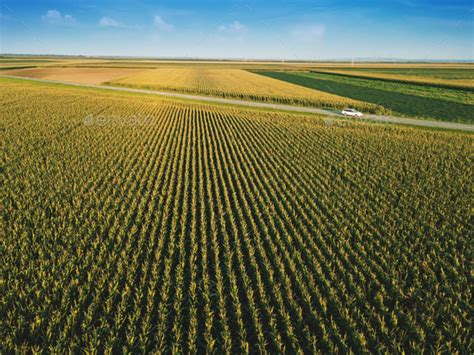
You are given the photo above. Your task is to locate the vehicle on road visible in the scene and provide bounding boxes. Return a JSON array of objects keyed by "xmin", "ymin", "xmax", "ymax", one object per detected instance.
[{"xmin": 342, "ymin": 108, "xmax": 363, "ymax": 117}]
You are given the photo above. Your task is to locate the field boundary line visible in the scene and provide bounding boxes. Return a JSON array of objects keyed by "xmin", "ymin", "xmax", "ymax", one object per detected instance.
[{"xmin": 1, "ymin": 75, "xmax": 473, "ymax": 132}]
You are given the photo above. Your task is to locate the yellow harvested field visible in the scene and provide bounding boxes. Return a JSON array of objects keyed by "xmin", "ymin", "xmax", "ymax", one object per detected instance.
[
  {"xmin": 108, "ymin": 68, "xmax": 382, "ymax": 112},
  {"xmin": 1, "ymin": 67, "xmax": 146, "ymax": 84},
  {"xmin": 315, "ymin": 69, "xmax": 474, "ymax": 89}
]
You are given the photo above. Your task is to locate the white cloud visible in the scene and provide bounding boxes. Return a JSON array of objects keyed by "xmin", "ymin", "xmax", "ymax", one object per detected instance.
[
  {"xmin": 291, "ymin": 24, "xmax": 326, "ymax": 42},
  {"xmin": 42, "ymin": 10, "xmax": 77, "ymax": 26},
  {"xmin": 154, "ymin": 15, "xmax": 174, "ymax": 31},
  {"xmin": 43, "ymin": 9, "xmax": 61, "ymax": 22},
  {"xmin": 218, "ymin": 21, "xmax": 248, "ymax": 34},
  {"xmin": 99, "ymin": 16, "xmax": 120, "ymax": 27}
]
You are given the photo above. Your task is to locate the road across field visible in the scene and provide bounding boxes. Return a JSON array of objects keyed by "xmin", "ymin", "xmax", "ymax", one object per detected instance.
[{"xmin": 2, "ymin": 75, "xmax": 473, "ymax": 132}]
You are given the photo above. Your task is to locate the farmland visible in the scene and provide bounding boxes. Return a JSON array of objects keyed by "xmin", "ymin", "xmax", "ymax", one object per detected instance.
[
  {"xmin": 107, "ymin": 67, "xmax": 381, "ymax": 112},
  {"xmin": 258, "ymin": 71, "xmax": 474, "ymax": 123},
  {"xmin": 311, "ymin": 68, "xmax": 474, "ymax": 89},
  {"xmin": 2, "ymin": 77, "xmax": 472, "ymax": 353},
  {"xmin": 328, "ymin": 67, "xmax": 474, "ymax": 80},
  {"xmin": 0, "ymin": 57, "xmax": 66, "ymax": 70},
  {"xmin": 0, "ymin": 57, "xmax": 107, "ymax": 70},
  {"xmin": 1, "ymin": 67, "xmax": 145, "ymax": 85},
  {"xmin": 2, "ymin": 60, "xmax": 473, "ymax": 123}
]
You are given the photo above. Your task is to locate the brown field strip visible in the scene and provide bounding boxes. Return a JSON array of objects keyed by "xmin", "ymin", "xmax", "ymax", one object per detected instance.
[{"xmin": 1, "ymin": 67, "xmax": 148, "ymax": 85}]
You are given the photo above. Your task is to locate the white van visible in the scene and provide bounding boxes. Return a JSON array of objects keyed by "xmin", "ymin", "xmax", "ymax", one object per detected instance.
[{"xmin": 341, "ymin": 109, "xmax": 363, "ymax": 117}]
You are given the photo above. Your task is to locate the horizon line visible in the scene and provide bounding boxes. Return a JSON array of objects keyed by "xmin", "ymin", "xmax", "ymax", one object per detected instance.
[{"xmin": 2, "ymin": 53, "xmax": 474, "ymax": 64}]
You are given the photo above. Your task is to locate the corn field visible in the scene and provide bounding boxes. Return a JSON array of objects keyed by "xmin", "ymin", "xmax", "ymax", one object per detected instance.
[
  {"xmin": 2, "ymin": 79, "xmax": 472, "ymax": 353},
  {"xmin": 312, "ymin": 69, "xmax": 474, "ymax": 90},
  {"xmin": 107, "ymin": 68, "xmax": 383, "ymax": 113}
]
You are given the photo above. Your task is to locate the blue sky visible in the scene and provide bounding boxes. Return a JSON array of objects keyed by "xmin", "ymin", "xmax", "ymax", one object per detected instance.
[{"xmin": 1, "ymin": 0, "xmax": 473, "ymax": 60}]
